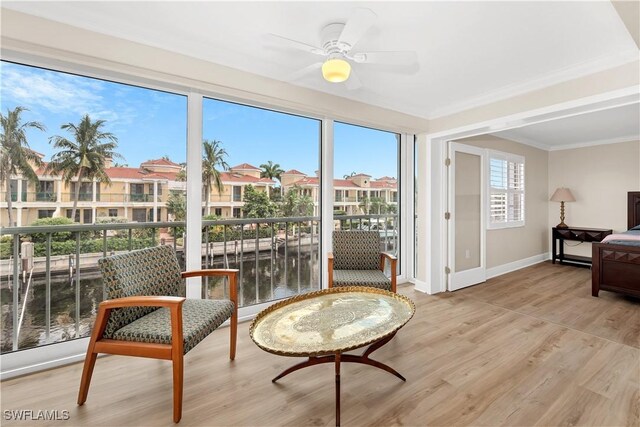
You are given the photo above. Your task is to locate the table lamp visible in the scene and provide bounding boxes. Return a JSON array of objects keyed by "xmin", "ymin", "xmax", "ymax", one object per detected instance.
[{"xmin": 550, "ymin": 187, "xmax": 575, "ymax": 228}]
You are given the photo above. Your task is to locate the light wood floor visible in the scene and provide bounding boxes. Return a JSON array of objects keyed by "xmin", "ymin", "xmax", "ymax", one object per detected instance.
[{"xmin": 2, "ymin": 262, "xmax": 639, "ymax": 426}]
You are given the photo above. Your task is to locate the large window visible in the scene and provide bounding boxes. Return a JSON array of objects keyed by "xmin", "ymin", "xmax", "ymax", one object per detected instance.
[
  {"xmin": 201, "ymin": 98, "xmax": 321, "ymax": 307},
  {"xmin": 334, "ymin": 122, "xmax": 400, "ymax": 273},
  {"xmin": 0, "ymin": 60, "xmax": 186, "ymax": 353},
  {"xmin": 0, "ymin": 58, "xmax": 411, "ymax": 366},
  {"xmin": 488, "ymin": 151, "xmax": 525, "ymax": 229}
]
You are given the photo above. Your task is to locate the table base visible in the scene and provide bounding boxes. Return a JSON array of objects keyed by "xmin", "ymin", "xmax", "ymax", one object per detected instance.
[{"xmin": 272, "ymin": 333, "xmax": 405, "ymax": 426}]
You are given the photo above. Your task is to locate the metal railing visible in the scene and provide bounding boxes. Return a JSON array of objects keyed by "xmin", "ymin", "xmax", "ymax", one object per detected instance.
[
  {"xmin": 0, "ymin": 214, "xmax": 397, "ymax": 354},
  {"xmin": 200, "ymin": 216, "xmax": 321, "ymax": 307},
  {"xmin": 0, "ymin": 217, "xmax": 318, "ymax": 353}
]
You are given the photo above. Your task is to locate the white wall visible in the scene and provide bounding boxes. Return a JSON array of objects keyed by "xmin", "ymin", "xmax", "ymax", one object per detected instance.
[
  {"xmin": 461, "ymin": 135, "xmax": 549, "ymax": 269},
  {"xmin": 548, "ymin": 140, "xmax": 640, "ymax": 257}
]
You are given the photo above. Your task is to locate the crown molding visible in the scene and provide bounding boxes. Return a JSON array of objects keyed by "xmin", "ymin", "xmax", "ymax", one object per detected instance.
[
  {"xmin": 547, "ymin": 134, "xmax": 639, "ymax": 151},
  {"xmin": 488, "ymin": 133, "xmax": 552, "ymax": 151},
  {"xmin": 492, "ymin": 132, "xmax": 639, "ymax": 152},
  {"xmin": 426, "ymin": 49, "xmax": 639, "ymax": 120}
]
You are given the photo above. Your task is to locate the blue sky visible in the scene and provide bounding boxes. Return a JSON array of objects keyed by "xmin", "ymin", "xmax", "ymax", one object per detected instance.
[{"xmin": 1, "ymin": 61, "xmax": 398, "ymax": 179}]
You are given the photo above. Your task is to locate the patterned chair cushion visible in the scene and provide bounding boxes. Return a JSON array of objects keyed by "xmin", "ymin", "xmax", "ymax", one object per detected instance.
[
  {"xmin": 109, "ymin": 299, "xmax": 234, "ymax": 354},
  {"xmin": 98, "ymin": 245, "xmax": 184, "ymax": 338},
  {"xmin": 333, "ymin": 231, "xmax": 380, "ymax": 270},
  {"xmin": 333, "ymin": 270, "xmax": 391, "ymax": 291}
]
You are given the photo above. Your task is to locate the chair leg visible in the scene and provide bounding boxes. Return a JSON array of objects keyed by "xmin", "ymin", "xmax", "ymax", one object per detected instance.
[
  {"xmin": 230, "ymin": 311, "xmax": 237, "ymax": 361},
  {"xmin": 172, "ymin": 353, "xmax": 184, "ymax": 423},
  {"xmin": 77, "ymin": 351, "xmax": 97, "ymax": 405},
  {"xmin": 77, "ymin": 307, "xmax": 109, "ymax": 405}
]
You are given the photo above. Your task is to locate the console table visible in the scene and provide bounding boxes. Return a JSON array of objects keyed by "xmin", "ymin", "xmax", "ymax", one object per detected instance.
[{"xmin": 552, "ymin": 226, "xmax": 612, "ymax": 267}]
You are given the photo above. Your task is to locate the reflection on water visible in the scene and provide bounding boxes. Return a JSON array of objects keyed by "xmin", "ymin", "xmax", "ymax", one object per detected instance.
[{"xmin": 0, "ymin": 248, "xmax": 319, "ymax": 353}]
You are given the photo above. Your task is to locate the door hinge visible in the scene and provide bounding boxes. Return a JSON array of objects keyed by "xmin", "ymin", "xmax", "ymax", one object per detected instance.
[
  {"xmin": 444, "ymin": 158, "xmax": 451, "ymax": 167},
  {"xmin": 444, "ymin": 212, "xmax": 451, "ymax": 220},
  {"xmin": 445, "ymin": 266, "xmax": 451, "ymax": 274}
]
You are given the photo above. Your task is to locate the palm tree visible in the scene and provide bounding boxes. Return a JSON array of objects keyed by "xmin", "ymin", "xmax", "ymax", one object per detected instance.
[
  {"xmin": 47, "ymin": 114, "xmax": 121, "ymax": 221},
  {"xmin": 0, "ymin": 107, "xmax": 46, "ymax": 226},
  {"xmin": 259, "ymin": 160, "xmax": 284, "ymax": 181},
  {"xmin": 202, "ymin": 139, "xmax": 229, "ymax": 215},
  {"xmin": 260, "ymin": 160, "xmax": 284, "ymax": 198}
]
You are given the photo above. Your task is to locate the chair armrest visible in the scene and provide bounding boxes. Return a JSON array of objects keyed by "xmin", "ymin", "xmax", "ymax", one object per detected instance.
[
  {"xmin": 380, "ymin": 252, "xmax": 397, "ymax": 262},
  {"xmin": 181, "ymin": 269, "xmax": 239, "ymax": 306},
  {"xmin": 181, "ymin": 269, "xmax": 239, "ymax": 279},
  {"xmin": 327, "ymin": 252, "xmax": 334, "ymax": 288},
  {"xmin": 99, "ymin": 296, "xmax": 185, "ymax": 310},
  {"xmin": 379, "ymin": 253, "xmax": 398, "ymax": 293}
]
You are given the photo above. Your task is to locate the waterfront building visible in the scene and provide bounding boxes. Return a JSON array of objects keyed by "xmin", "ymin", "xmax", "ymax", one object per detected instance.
[
  {"xmin": 0, "ymin": 158, "xmax": 276, "ymax": 226},
  {"xmin": 1, "ymin": 158, "xmax": 398, "ymax": 226},
  {"xmin": 280, "ymin": 170, "xmax": 398, "ymax": 216}
]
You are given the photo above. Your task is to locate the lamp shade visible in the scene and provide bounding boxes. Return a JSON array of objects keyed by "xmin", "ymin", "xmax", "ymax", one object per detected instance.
[
  {"xmin": 322, "ymin": 58, "xmax": 351, "ymax": 83},
  {"xmin": 550, "ymin": 188, "xmax": 576, "ymax": 202}
]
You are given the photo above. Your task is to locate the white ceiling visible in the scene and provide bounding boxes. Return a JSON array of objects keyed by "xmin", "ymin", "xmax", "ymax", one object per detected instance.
[
  {"xmin": 2, "ymin": 1, "xmax": 639, "ymax": 119},
  {"xmin": 492, "ymin": 103, "xmax": 640, "ymax": 150}
]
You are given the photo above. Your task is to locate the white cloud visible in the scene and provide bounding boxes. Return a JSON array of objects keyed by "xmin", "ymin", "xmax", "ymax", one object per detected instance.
[{"xmin": 0, "ymin": 62, "xmax": 138, "ymax": 127}]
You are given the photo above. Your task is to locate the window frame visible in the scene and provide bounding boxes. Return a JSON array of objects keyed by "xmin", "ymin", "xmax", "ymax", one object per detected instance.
[
  {"xmin": 486, "ymin": 150, "xmax": 525, "ymax": 230},
  {"xmin": 0, "ymin": 54, "xmax": 417, "ymax": 377},
  {"xmin": 37, "ymin": 209, "xmax": 55, "ymax": 219},
  {"xmin": 232, "ymin": 186, "xmax": 242, "ymax": 202}
]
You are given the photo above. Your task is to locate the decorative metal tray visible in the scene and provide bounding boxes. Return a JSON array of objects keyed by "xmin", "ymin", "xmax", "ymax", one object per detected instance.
[{"xmin": 249, "ymin": 286, "xmax": 415, "ymax": 357}]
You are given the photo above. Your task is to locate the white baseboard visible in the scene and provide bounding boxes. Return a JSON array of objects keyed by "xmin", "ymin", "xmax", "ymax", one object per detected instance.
[
  {"xmin": 486, "ymin": 252, "xmax": 549, "ymax": 280},
  {"xmin": 411, "ymin": 278, "xmax": 441, "ymax": 294}
]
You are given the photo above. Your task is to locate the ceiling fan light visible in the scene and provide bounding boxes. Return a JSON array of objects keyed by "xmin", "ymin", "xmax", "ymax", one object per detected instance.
[{"xmin": 322, "ymin": 58, "xmax": 351, "ymax": 83}]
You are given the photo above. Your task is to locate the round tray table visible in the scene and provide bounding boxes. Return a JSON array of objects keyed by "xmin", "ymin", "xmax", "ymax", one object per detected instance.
[{"xmin": 250, "ymin": 286, "xmax": 415, "ymax": 426}]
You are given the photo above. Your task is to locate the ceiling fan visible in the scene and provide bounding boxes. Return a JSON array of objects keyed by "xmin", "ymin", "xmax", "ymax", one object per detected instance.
[{"xmin": 263, "ymin": 8, "xmax": 418, "ymax": 90}]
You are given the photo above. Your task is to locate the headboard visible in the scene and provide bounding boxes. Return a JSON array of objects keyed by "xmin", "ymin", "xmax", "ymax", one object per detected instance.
[{"xmin": 629, "ymin": 191, "xmax": 640, "ymax": 229}]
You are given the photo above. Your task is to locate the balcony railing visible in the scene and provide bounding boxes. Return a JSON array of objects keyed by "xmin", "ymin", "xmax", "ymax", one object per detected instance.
[
  {"xmin": 0, "ymin": 217, "xmax": 305, "ymax": 353},
  {"xmin": 0, "ymin": 214, "xmax": 397, "ymax": 354},
  {"xmin": 34, "ymin": 192, "xmax": 57, "ymax": 202},
  {"xmin": 4, "ymin": 192, "xmax": 57, "ymax": 203},
  {"xmin": 127, "ymin": 193, "xmax": 155, "ymax": 203},
  {"xmin": 8, "ymin": 192, "xmax": 27, "ymax": 202}
]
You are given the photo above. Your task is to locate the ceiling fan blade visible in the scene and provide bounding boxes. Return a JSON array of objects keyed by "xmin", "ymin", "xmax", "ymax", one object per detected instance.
[
  {"xmin": 337, "ymin": 8, "xmax": 377, "ymax": 50},
  {"xmin": 263, "ymin": 33, "xmax": 326, "ymax": 56},
  {"xmin": 286, "ymin": 62, "xmax": 323, "ymax": 81},
  {"xmin": 344, "ymin": 70, "xmax": 363, "ymax": 91},
  {"xmin": 351, "ymin": 51, "xmax": 418, "ymax": 65}
]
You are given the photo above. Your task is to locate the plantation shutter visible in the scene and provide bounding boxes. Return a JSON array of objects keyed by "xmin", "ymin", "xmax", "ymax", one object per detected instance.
[{"xmin": 488, "ymin": 152, "xmax": 525, "ymax": 228}]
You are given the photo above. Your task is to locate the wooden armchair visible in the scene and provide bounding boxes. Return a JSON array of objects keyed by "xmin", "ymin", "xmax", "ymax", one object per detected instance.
[
  {"xmin": 77, "ymin": 245, "xmax": 238, "ymax": 423},
  {"xmin": 328, "ymin": 230, "xmax": 397, "ymax": 293}
]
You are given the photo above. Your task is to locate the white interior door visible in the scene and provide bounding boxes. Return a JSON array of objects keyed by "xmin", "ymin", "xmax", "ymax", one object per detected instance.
[{"xmin": 447, "ymin": 142, "xmax": 486, "ymax": 291}]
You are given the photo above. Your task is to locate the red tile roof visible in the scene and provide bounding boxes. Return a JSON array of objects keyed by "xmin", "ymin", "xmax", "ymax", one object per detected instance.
[
  {"xmin": 219, "ymin": 172, "xmax": 274, "ymax": 184},
  {"xmin": 141, "ymin": 158, "xmax": 181, "ymax": 166},
  {"xmin": 370, "ymin": 181, "xmax": 396, "ymax": 189},
  {"xmin": 376, "ymin": 176, "xmax": 396, "ymax": 181},
  {"xmin": 333, "ymin": 179, "xmax": 358, "ymax": 188},
  {"xmin": 351, "ymin": 173, "xmax": 371, "ymax": 178},
  {"xmin": 291, "ymin": 177, "xmax": 319, "ymax": 186},
  {"xmin": 106, "ymin": 167, "xmax": 178, "ymax": 181},
  {"xmin": 283, "ymin": 169, "xmax": 306, "ymax": 175},
  {"xmin": 230, "ymin": 163, "xmax": 261, "ymax": 171}
]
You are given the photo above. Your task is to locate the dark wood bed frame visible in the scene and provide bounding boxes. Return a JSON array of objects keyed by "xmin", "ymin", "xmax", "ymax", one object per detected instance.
[{"xmin": 592, "ymin": 191, "xmax": 640, "ymax": 298}]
